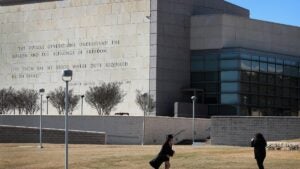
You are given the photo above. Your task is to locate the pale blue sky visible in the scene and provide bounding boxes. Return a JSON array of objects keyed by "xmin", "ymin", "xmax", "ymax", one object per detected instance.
[{"xmin": 226, "ymin": 0, "xmax": 300, "ymax": 27}]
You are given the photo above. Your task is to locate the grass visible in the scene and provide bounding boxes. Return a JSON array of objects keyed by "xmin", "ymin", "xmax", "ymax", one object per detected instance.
[{"xmin": 0, "ymin": 143, "xmax": 299, "ymax": 169}]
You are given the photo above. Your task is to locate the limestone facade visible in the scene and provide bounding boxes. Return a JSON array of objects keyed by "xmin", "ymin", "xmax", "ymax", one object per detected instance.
[{"xmin": 0, "ymin": 0, "xmax": 150, "ymax": 115}]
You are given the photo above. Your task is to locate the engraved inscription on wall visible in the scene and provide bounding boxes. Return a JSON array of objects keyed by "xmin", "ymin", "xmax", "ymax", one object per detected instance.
[{"xmin": 9, "ymin": 39, "xmax": 129, "ymax": 82}]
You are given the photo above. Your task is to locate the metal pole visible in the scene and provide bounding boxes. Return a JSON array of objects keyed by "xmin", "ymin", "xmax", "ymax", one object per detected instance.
[
  {"xmin": 65, "ymin": 81, "xmax": 69, "ymax": 169},
  {"xmin": 81, "ymin": 96, "xmax": 83, "ymax": 116},
  {"xmin": 192, "ymin": 98, "xmax": 195, "ymax": 145},
  {"xmin": 142, "ymin": 110, "xmax": 145, "ymax": 145},
  {"xmin": 40, "ymin": 94, "xmax": 43, "ymax": 148},
  {"xmin": 46, "ymin": 96, "xmax": 49, "ymax": 115}
]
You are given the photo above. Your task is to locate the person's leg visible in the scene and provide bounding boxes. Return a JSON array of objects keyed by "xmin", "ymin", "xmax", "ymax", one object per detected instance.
[
  {"xmin": 165, "ymin": 161, "xmax": 170, "ymax": 169},
  {"xmin": 256, "ymin": 158, "xmax": 264, "ymax": 169}
]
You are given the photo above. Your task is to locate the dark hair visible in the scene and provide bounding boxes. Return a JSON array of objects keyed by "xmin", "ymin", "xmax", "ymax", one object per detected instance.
[
  {"xmin": 165, "ymin": 134, "xmax": 173, "ymax": 143},
  {"xmin": 255, "ymin": 133, "xmax": 265, "ymax": 141}
]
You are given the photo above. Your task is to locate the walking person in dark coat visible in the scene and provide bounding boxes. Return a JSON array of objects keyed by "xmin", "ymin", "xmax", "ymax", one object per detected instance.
[
  {"xmin": 251, "ymin": 133, "xmax": 267, "ymax": 169},
  {"xmin": 149, "ymin": 134, "xmax": 175, "ymax": 169}
]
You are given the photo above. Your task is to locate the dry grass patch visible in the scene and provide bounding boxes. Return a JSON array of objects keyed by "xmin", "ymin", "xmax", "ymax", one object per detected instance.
[{"xmin": 0, "ymin": 144, "xmax": 299, "ymax": 169}]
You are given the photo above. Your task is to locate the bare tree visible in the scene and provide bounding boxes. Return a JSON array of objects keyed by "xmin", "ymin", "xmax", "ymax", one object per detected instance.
[
  {"xmin": 14, "ymin": 89, "xmax": 27, "ymax": 115},
  {"xmin": 48, "ymin": 87, "xmax": 80, "ymax": 115},
  {"xmin": 135, "ymin": 90, "xmax": 155, "ymax": 115},
  {"xmin": 0, "ymin": 87, "xmax": 15, "ymax": 114},
  {"xmin": 0, "ymin": 88, "xmax": 40, "ymax": 115},
  {"xmin": 85, "ymin": 82, "xmax": 125, "ymax": 115},
  {"xmin": 22, "ymin": 89, "xmax": 39, "ymax": 115}
]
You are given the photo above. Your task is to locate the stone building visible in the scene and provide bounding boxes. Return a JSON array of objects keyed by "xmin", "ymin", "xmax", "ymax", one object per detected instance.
[{"xmin": 0, "ymin": 0, "xmax": 299, "ymax": 116}]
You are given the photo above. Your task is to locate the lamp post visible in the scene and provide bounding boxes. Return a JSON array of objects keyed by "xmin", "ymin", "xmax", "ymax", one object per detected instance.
[
  {"xmin": 62, "ymin": 69, "xmax": 72, "ymax": 169},
  {"xmin": 46, "ymin": 96, "xmax": 50, "ymax": 115},
  {"xmin": 191, "ymin": 96, "xmax": 197, "ymax": 146},
  {"xmin": 81, "ymin": 95, "xmax": 84, "ymax": 116},
  {"xmin": 39, "ymin": 88, "xmax": 45, "ymax": 149}
]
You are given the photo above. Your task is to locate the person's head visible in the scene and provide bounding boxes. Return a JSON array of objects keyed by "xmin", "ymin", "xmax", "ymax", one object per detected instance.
[
  {"xmin": 166, "ymin": 134, "xmax": 173, "ymax": 145},
  {"xmin": 255, "ymin": 133, "xmax": 265, "ymax": 140}
]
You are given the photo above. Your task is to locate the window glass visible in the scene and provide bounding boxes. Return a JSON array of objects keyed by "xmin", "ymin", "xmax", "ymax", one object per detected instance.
[
  {"xmin": 251, "ymin": 84, "xmax": 258, "ymax": 93},
  {"xmin": 268, "ymin": 57, "xmax": 276, "ymax": 63},
  {"xmin": 221, "ymin": 94, "xmax": 239, "ymax": 104},
  {"xmin": 251, "ymin": 72, "xmax": 258, "ymax": 82},
  {"xmin": 284, "ymin": 66, "xmax": 298, "ymax": 77},
  {"xmin": 240, "ymin": 95, "xmax": 250, "ymax": 105},
  {"xmin": 283, "ymin": 98, "xmax": 289, "ymax": 107},
  {"xmin": 241, "ymin": 60, "xmax": 251, "ymax": 70},
  {"xmin": 204, "ymin": 60, "xmax": 218, "ymax": 71},
  {"xmin": 276, "ymin": 87, "xmax": 282, "ymax": 96},
  {"xmin": 276, "ymin": 58, "xmax": 283, "ymax": 64},
  {"xmin": 260, "ymin": 56, "xmax": 268, "ymax": 62},
  {"xmin": 241, "ymin": 83, "xmax": 250, "ymax": 93},
  {"xmin": 275, "ymin": 97, "xmax": 282, "ymax": 107},
  {"xmin": 221, "ymin": 71, "xmax": 239, "ymax": 81},
  {"xmin": 283, "ymin": 76, "xmax": 290, "ymax": 86},
  {"xmin": 241, "ymin": 53, "xmax": 251, "ymax": 60},
  {"xmin": 205, "ymin": 83, "xmax": 219, "ymax": 92},
  {"xmin": 220, "ymin": 60, "xmax": 240, "ymax": 70},
  {"xmin": 205, "ymin": 94, "xmax": 218, "ymax": 104},
  {"xmin": 283, "ymin": 88, "xmax": 290, "ymax": 97},
  {"xmin": 268, "ymin": 75, "xmax": 275, "ymax": 84},
  {"xmin": 252, "ymin": 61, "xmax": 259, "ymax": 71},
  {"xmin": 268, "ymin": 63, "xmax": 275, "ymax": 73},
  {"xmin": 191, "ymin": 72, "xmax": 205, "ymax": 82},
  {"xmin": 191, "ymin": 61, "xmax": 204, "ymax": 71},
  {"xmin": 260, "ymin": 62, "xmax": 267, "ymax": 72},
  {"xmin": 251, "ymin": 95, "xmax": 258, "ymax": 105},
  {"xmin": 290, "ymin": 88, "xmax": 298, "ymax": 98},
  {"xmin": 205, "ymin": 72, "xmax": 219, "ymax": 81},
  {"xmin": 241, "ymin": 71, "xmax": 251, "ymax": 82},
  {"xmin": 290, "ymin": 78, "xmax": 297, "ymax": 87},
  {"xmin": 259, "ymin": 74, "xmax": 267, "ymax": 83},
  {"xmin": 268, "ymin": 86, "xmax": 276, "ymax": 95},
  {"xmin": 276, "ymin": 64, "xmax": 283, "ymax": 74},
  {"xmin": 221, "ymin": 82, "xmax": 239, "ymax": 92},
  {"xmin": 259, "ymin": 96, "xmax": 266, "ymax": 106},
  {"xmin": 259, "ymin": 85, "xmax": 267, "ymax": 95},
  {"xmin": 284, "ymin": 60, "xmax": 297, "ymax": 66},
  {"xmin": 204, "ymin": 54, "xmax": 218, "ymax": 60},
  {"xmin": 252, "ymin": 55, "xmax": 259, "ymax": 61},
  {"xmin": 267, "ymin": 97, "xmax": 275, "ymax": 106}
]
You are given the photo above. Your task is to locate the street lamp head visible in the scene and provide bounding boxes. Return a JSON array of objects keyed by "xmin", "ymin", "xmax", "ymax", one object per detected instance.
[
  {"xmin": 81, "ymin": 95, "xmax": 85, "ymax": 98},
  {"xmin": 46, "ymin": 96, "xmax": 50, "ymax": 99},
  {"xmin": 62, "ymin": 69, "xmax": 73, "ymax": 82},
  {"xmin": 39, "ymin": 88, "xmax": 45, "ymax": 94},
  {"xmin": 191, "ymin": 96, "xmax": 197, "ymax": 101}
]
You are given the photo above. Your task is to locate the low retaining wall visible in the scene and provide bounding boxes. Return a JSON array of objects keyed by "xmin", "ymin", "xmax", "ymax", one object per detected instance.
[
  {"xmin": 0, "ymin": 125, "xmax": 106, "ymax": 144},
  {"xmin": 0, "ymin": 115, "xmax": 211, "ymax": 144},
  {"xmin": 145, "ymin": 117, "xmax": 210, "ymax": 144},
  {"xmin": 211, "ymin": 116, "xmax": 300, "ymax": 146}
]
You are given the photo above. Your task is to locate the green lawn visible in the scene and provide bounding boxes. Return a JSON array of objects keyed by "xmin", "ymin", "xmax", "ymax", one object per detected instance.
[{"xmin": 0, "ymin": 144, "xmax": 299, "ymax": 169}]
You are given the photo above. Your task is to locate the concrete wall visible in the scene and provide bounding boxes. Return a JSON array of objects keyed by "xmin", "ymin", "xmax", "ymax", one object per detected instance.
[
  {"xmin": 0, "ymin": 125, "xmax": 106, "ymax": 144},
  {"xmin": 0, "ymin": 115, "xmax": 210, "ymax": 144},
  {"xmin": 211, "ymin": 116, "xmax": 300, "ymax": 146},
  {"xmin": 191, "ymin": 14, "xmax": 300, "ymax": 56},
  {"xmin": 0, "ymin": 115, "xmax": 143, "ymax": 144},
  {"xmin": 151, "ymin": 0, "xmax": 249, "ymax": 116},
  {"xmin": 145, "ymin": 116, "xmax": 210, "ymax": 144}
]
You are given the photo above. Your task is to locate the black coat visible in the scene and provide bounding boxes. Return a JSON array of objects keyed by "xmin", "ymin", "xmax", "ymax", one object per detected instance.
[
  {"xmin": 149, "ymin": 143, "xmax": 175, "ymax": 169},
  {"xmin": 251, "ymin": 138, "xmax": 267, "ymax": 159}
]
